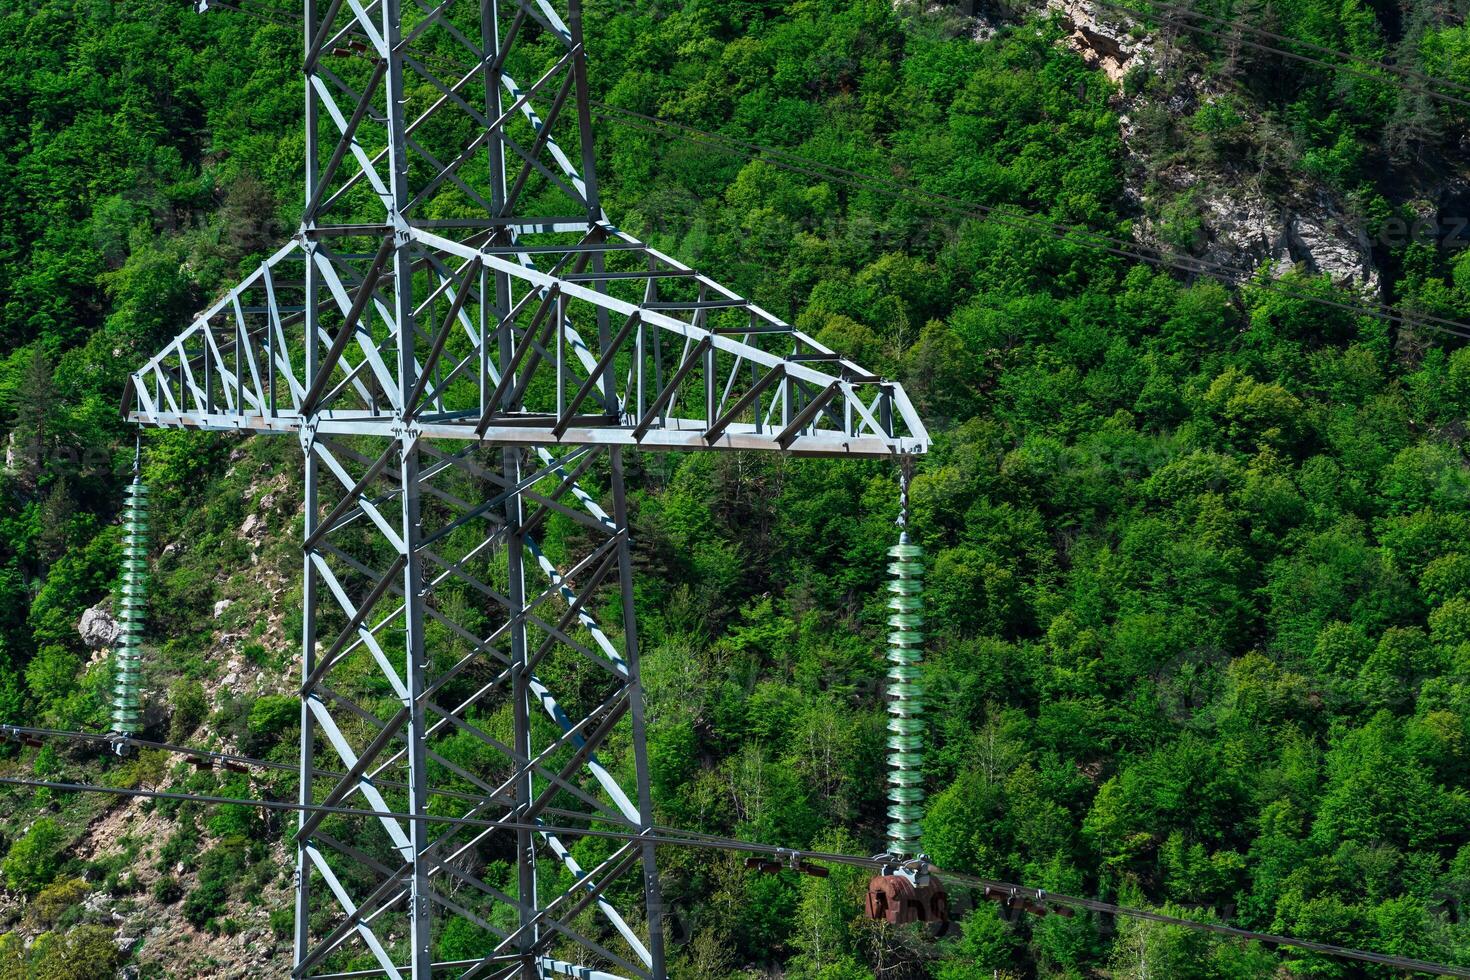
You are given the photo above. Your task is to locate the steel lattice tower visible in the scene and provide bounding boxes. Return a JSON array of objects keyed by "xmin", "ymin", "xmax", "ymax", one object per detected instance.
[{"xmin": 123, "ymin": 1, "xmax": 929, "ymax": 976}]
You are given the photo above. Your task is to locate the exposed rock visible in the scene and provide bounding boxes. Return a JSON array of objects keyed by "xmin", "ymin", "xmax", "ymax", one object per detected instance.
[
  {"xmin": 1193, "ymin": 182, "xmax": 1288, "ymax": 270},
  {"xmin": 241, "ymin": 512, "xmax": 262, "ymax": 538},
  {"xmin": 1287, "ymin": 197, "xmax": 1380, "ymax": 291},
  {"xmin": 79, "ymin": 600, "xmax": 123, "ymax": 649},
  {"xmin": 213, "ymin": 599, "xmax": 234, "ymax": 619},
  {"xmin": 1047, "ymin": 0, "xmax": 1149, "ymax": 82},
  {"xmin": 1141, "ymin": 176, "xmax": 1379, "ymax": 293},
  {"xmin": 958, "ymin": 0, "xmax": 1381, "ymax": 293}
]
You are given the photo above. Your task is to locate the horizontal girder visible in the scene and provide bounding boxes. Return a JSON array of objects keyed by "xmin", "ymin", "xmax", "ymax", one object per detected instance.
[{"xmin": 124, "ymin": 228, "xmax": 927, "ymax": 458}]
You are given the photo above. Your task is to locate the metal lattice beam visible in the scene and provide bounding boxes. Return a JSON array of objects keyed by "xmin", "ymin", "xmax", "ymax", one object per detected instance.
[{"xmin": 127, "ymin": 1, "xmax": 930, "ymax": 977}]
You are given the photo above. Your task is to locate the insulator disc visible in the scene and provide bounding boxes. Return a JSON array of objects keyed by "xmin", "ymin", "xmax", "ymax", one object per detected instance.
[
  {"xmin": 112, "ymin": 479, "xmax": 150, "ymax": 737},
  {"xmin": 884, "ymin": 528, "xmax": 926, "ymax": 860}
]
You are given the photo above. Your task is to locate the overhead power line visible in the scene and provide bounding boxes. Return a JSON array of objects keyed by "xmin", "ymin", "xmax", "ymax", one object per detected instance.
[
  {"xmin": 208, "ymin": 0, "xmax": 297, "ymax": 27},
  {"xmin": 591, "ymin": 101, "xmax": 1470, "ymax": 341},
  {"xmin": 212, "ymin": 0, "xmax": 1470, "ymax": 343},
  {"xmin": 1098, "ymin": 0, "xmax": 1470, "ymax": 102},
  {"xmin": 1, "ymin": 725, "xmax": 717, "ymax": 834},
  {"xmin": 0, "ymin": 724, "xmax": 625, "ymax": 823},
  {"xmin": 1091, "ymin": 0, "xmax": 1470, "ymax": 109},
  {"xmin": 2, "ymin": 770, "xmax": 1468, "ymax": 976}
]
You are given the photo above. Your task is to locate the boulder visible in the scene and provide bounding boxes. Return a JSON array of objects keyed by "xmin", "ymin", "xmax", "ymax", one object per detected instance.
[{"xmin": 79, "ymin": 600, "xmax": 123, "ymax": 649}]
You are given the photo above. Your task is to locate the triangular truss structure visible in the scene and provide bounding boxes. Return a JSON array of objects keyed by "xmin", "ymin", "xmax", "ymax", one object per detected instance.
[{"xmin": 124, "ymin": 1, "xmax": 928, "ymax": 978}]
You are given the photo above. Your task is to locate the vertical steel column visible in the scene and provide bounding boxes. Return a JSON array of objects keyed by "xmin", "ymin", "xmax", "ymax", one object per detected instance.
[
  {"xmin": 502, "ymin": 446, "xmax": 539, "ymax": 978},
  {"xmin": 382, "ymin": 0, "xmax": 433, "ymax": 971},
  {"xmin": 481, "ymin": 0, "xmax": 511, "ymax": 424},
  {"xmin": 485, "ymin": 9, "xmax": 536, "ymax": 961},
  {"xmin": 483, "ymin": 0, "xmax": 508, "ymax": 218},
  {"xmin": 610, "ymin": 448, "xmax": 665, "ymax": 979},
  {"xmin": 294, "ymin": 0, "xmax": 320, "ymax": 965},
  {"xmin": 400, "ymin": 438, "xmax": 433, "ymax": 978},
  {"xmin": 296, "ymin": 446, "xmax": 317, "ymax": 968}
]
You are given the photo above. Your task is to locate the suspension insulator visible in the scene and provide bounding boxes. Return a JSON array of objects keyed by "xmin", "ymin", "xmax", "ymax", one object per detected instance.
[
  {"xmin": 886, "ymin": 532, "xmax": 925, "ymax": 858},
  {"xmin": 112, "ymin": 478, "xmax": 149, "ymax": 736}
]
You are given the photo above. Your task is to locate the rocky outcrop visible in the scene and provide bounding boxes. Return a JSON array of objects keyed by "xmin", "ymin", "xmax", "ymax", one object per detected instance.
[
  {"xmin": 1047, "ymin": 0, "xmax": 1148, "ymax": 81},
  {"xmin": 1142, "ymin": 176, "xmax": 1380, "ymax": 292},
  {"xmin": 1025, "ymin": 0, "xmax": 1380, "ymax": 291},
  {"xmin": 1286, "ymin": 196, "xmax": 1380, "ymax": 291},
  {"xmin": 78, "ymin": 600, "xmax": 122, "ymax": 649}
]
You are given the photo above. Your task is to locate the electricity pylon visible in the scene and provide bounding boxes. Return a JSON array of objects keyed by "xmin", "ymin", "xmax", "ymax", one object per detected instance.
[{"xmin": 123, "ymin": 1, "xmax": 928, "ymax": 977}]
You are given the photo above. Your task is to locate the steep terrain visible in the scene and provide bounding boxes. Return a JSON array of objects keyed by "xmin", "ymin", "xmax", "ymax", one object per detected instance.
[{"xmin": 6, "ymin": 0, "xmax": 1470, "ymax": 977}]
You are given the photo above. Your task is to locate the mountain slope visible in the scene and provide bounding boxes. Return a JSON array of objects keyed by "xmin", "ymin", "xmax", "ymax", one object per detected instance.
[{"xmin": 5, "ymin": 0, "xmax": 1470, "ymax": 976}]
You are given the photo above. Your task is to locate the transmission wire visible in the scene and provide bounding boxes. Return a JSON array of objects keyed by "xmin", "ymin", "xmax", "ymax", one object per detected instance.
[
  {"xmin": 1, "ymin": 771, "xmax": 1467, "ymax": 976},
  {"xmin": 1, "ymin": 724, "xmax": 790, "ymax": 854},
  {"xmin": 0, "ymin": 724, "xmax": 632, "ymax": 825},
  {"xmin": 207, "ymin": 0, "xmax": 1470, "ymax": 342},
  {"xmin": 153, "ymin": 6, "xmax": 1470, "ymax": 974},
  {"xmin": 1091, "ymin": 0, "xmax": 1470, "ymax": 108},
  {"xmin": 592, "ymin": 103, "xmax": 1470, "ymax": 341},
  {"xmin": 1096, "ymin": 0, "xmax": 1470, "ymax": 100}
]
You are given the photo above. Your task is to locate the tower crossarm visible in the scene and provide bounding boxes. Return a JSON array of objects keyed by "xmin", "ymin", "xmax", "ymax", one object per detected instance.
[{"xmin": 124, "ymin": 226, "xmax": 927, "ymax": 458}]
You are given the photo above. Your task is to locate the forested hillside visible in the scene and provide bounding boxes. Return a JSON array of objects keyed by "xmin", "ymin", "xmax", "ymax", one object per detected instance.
[{"xmin": 6, "ymin": 0, "xmax": 1470, "ymax": 975}]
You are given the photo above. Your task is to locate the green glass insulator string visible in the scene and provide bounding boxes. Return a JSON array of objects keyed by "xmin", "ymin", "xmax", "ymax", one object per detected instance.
[
  {"xmin": 886, "ymin": 457, "xmax": 925, "ymax": 859},
  {"xmin": 112, "ymin": 435, "xmax": 148, "ymax": 737}
]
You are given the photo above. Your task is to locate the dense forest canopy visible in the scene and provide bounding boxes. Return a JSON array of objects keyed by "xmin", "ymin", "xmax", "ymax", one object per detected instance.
[{"xmin": 6, "ymin": 0, "xmax": 1470, "ymax": 975}]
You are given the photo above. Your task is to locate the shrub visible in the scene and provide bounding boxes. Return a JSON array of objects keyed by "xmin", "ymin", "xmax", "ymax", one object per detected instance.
[
  {"xmin": 3, "ymin": 819, "xmax": 66, "ymax": 895},
  {"xmin": 269, "ymin": 906, "xmax": 294, "ymax": 939},
  {"xmin": 167, "ymin": 679, "xmax": 207, "ymax": 743},
  {"xmin": 213, "ymin": 916, "xmax": 244, "ymax": 936},
  {"xmin": 30, "ymin": 924, "xmax": 122, "ymax": 979},
  {"xmin": 243, "ymin": 694, "xmax": 297, "ymax": 755},
  {"xmin": 182, "ymin": 876, "xmax": 229, "ymax": 929},
  {"xmin": 27, "ymin": 878, "xmax": 89, "ymax": 929},
  {"xmin": 101, "ymin": 864, "xmax": 139, "ymax": 897},
  {"xmin": 32, "ymin": 744, "xmax": 59, "ymax": 778},
  {"xmin": 110, "ymin": 748, "xmax": 168, "ymax": 790},
  {"xmin": 204, "ymin": 778, "xmax": 254, "ymax": 838},
  {"xmin": 182, "ymin": 838, "xmax": 250, "ymax": 929},
  {"xmin": 24, "ymin": 645, "xmax": 81, "ymax": 710},
  {"xmin": 156, "ymin": 814, "xmax": 200, "ymax": 873},
  {"xmin": 247, "ymin": 695, "xmax": 297, "ymax": 739},
  {"xmin": 0, "ymin": 933, "xmax": 22, "ymax": 979},
  {"xmin": 152, "ymin": 875, "xmax": 183, "ymax": 904}
]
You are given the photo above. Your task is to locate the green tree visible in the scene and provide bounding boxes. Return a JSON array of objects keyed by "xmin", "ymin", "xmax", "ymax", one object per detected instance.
[{"xmin": 3, "ymin": 818, "xmax": 66, "ymax": 895}]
